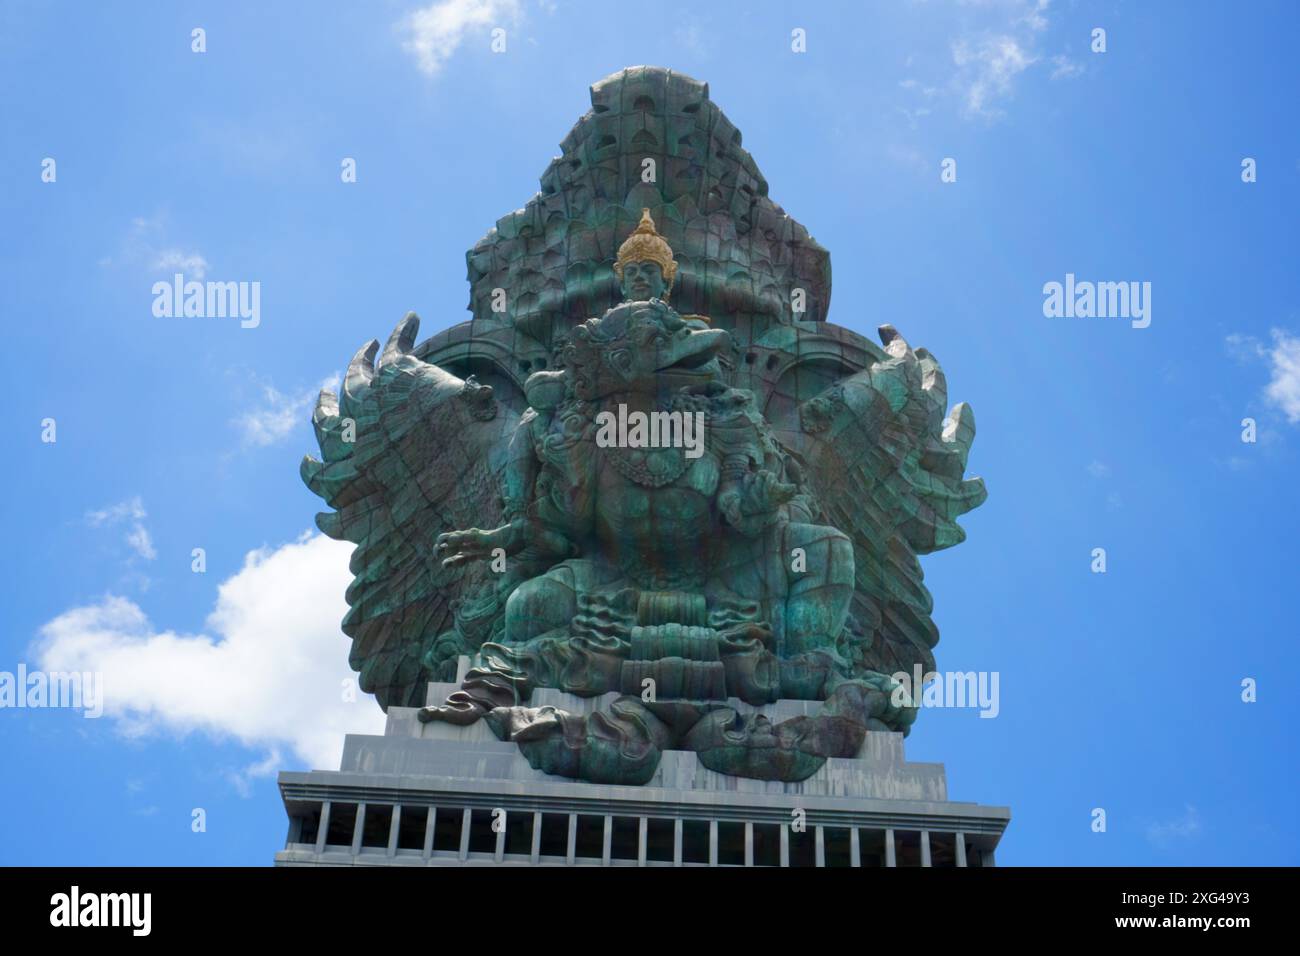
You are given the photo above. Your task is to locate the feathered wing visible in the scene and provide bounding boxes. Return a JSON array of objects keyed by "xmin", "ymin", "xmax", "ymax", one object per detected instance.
[
  {"xmin": 791, "ymin": 325, "xmax": 987, "ymax": 678},
  {"xmin": 301, "ymin": 313, "xmax": 519, "ymax": 710}
]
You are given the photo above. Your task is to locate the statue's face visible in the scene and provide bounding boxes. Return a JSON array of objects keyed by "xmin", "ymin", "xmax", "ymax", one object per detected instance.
[{"xmin": 620, "ymin": 259, "xmax": 666, "ymax": 301}]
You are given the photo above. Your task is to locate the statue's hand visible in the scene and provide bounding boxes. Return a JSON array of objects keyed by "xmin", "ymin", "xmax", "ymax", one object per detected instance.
[
  {"xmin": 739, "ymin": 469, "xmax": 797, "ymax": 514},
  {"xmin": 436, "ymin": 525, "xmax": 514, "ymax": 568},
  {"xmin": 720, "ymin": 470, "xmax": 797, "ymax": 534}
]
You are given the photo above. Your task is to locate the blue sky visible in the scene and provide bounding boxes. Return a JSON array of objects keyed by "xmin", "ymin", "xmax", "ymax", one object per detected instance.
[{"xmin": 2, "ymin": 0, "xmax": 1297, "ymax": 866}]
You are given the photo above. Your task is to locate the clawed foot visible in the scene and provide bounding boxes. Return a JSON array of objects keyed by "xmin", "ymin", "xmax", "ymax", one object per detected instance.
[
  {"xmin": 416, "ymin": 692, "xmax": 489, "ymax": 725},
  {"xmin": 435, "ymin": 528, "xmax": 500, "ymax": 568}
]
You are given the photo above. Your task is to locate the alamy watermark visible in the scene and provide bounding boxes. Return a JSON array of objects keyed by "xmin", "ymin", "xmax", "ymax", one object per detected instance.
[
  {"xmin": 0, "ymin": 664, "xmax": 103, "ymax": 718},
  {"xmin": 595, "ymin": 403, "xmax": 705, "ymax": 459},
  {"xmin": 890, "ymin": 665, "xmax": 1000, "ymax": 718},
  {"xmin": 1043, "ymin": 273, "xmax": 1151, "ymax": 329},
  {"xmin": 50, "ymin": 886, "xmax": 151, "ymax": 936},
  {"xmin": 152, "ymin": 272, "xmax": 260, "ymax": 328}
]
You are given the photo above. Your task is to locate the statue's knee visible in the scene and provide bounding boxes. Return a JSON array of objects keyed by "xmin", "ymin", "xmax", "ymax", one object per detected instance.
[
  {"xmin": 505, "ymin": 573, "xmax": 575, "ymax": 640},
  {"xmin": 787, "ymin": 524, "xmax": 854, "ymax": 588},
  {"xmin": 826, "ymin": 528, "xmax": 854, "ymax": 586}
]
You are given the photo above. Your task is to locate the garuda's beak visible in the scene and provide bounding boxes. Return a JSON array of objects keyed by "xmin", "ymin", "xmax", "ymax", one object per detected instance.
[{"xmin": 655, "ymin": 328, "xmax": 730, "ymax": 372}]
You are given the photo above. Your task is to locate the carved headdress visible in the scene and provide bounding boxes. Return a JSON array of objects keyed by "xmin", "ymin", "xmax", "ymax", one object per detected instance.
[{"xmin": 613, "ymin": 208, "xmax": 678, "ymax": 293}]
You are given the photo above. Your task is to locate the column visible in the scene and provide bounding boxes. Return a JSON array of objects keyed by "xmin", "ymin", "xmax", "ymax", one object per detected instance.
[
  {"xmin": 458, "ymin": 808, "xmax": 472, "ymax": 862},
  {"xmin": 423, "ymin": 808, "xmax": 437, "ymax": 860},
  {"xmin": 351, "ymin": 804, "xmax": 366, "ymax": 856},
  {"xmin": 387, "ymin": 805, "xmax": 401, "ymax": 857},
  {"xmin": 316, "ymin": 802, "xmax": 331, "ymax": 855},
  {"xmin": 955, "ymin": 832, "xmax": 967, "ymax": 868},
  {"xmin": 921, "ymin": 830, "xmax": 931, "ymax": 867},
  {"xmin": 885, "ymin": 828, "xmax": 896, "ymax": 868}
]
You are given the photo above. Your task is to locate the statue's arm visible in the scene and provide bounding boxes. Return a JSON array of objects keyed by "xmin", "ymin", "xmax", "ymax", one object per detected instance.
[
  {"xmin": 436, "ymin": 411, "xmax": 538, "ymax": 565},
  {"xmin": 499, "ymin": 409, "xmax": 544, "ymax": 539},
  {"xmin": 437, "ymin": 408, "xmax": 578, "ymax": 567}
]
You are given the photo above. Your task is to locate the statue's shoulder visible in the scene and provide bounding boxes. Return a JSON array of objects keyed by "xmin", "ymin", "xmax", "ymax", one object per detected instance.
[{"xmin": 523, "ymin": 370, "xmax": 567, "ymax": 411}]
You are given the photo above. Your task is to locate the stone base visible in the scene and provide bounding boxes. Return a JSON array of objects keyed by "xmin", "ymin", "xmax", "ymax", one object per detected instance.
[{"xmin": 274, "ymin": 659, "xmax": 1009, "ymax": 867}]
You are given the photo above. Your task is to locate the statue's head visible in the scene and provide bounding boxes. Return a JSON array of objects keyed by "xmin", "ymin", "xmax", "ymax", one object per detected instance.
[
  {"xmin": 565, "ymin": 299, "xmax": 729, "ymax": 401},
  {"xmin": 614, "ymin": 208, "xmax": 677, "ymax": 301}
]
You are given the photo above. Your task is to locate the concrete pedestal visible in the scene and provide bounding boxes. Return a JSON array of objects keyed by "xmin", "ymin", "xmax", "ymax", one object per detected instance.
[{"xmin": 275, "ymin": 660, "xmax": 1009, "ymax": 867}]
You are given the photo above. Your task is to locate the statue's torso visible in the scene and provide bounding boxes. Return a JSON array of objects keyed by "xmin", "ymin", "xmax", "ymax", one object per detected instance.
[
  {"xmin": 533, "ymin": 402, "xmax": 724, "ymax": 583},
  {"xmin": 593, "ymin": 443, "xmax": 719, "ymax": 531}
]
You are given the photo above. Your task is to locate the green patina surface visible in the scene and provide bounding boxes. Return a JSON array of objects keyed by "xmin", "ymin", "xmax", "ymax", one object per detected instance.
[{"xmin": 302, "ymin": 67, "xmax": 986, "ymax": 785}]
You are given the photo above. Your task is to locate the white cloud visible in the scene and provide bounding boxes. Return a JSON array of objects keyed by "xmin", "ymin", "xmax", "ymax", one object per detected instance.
[
  {"xmin": 952, "ymin": 33, "xmax": 1038, "ymax": 117},
  {"xmin": 235, "ymin": 385, "xmax": 306, "ymax": 448},
  {"xmin": 124, "ymin": 525, "xmax": 157, "ymax": 562},
  {"xmin": 894, "ymin": 102, "xmax": 935, "ymax": 131},
  {"xmin": 1050, "ymin": 54, "xmax": 1084, "ymax": 80},
  {"xmin": 154, "ymin": 249, "xmax": 209, "ymax": 279},
  {"xmin": 34, "ymin": 532, "xmax": 385, "ymax": 775},
  {"xmin": 400, "ymin": 0, "xmax": 521, "ymax": 75},
  {"xmin": 898, "ymin": 78, "xmax": 939, "ymax": 97},
  {"xmin": 1224, "ymin": 328, "xmax": 1300, "ymax": 424},
  {"xmin": 927, "ymin": 1, "xmax": 1066, "ymax": 119},
  {"xmin": 1146, "ymin": 804, "xmax": 1202, "ymax": 846},
  {"xmin": 233, "ymin": 375, "xmax": 339, "ymax": 448},
  {"xmin": 86, "ymin": 497, "xmax": 147, "ymax": 527},
  {"xmin": 1019, "ymin": 0, "xmax": 1050, "ymax": 33},
  {"xmin": 86, "ymin": 496, "xmax": 156, "ymax": 561},
  {"xmin": 225, "ymin": 747, "xmax": 284, "ymax": 798},
  {"xmin": 1224, "ymin": 332, "xmax": 1264, "ymax": 364},
  {"xmin": 1086, "ymin": 460, "xmax": 1111, "ymax": 479},
  {"xmin": 1264, "ymin": 329, "xmax": 1300, "ymax": 423},
  {"xmin": 102, "ymin": 215, "xmax": 208, "ymax": 280}
]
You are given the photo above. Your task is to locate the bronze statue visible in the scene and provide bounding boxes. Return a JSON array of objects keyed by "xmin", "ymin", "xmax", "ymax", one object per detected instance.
[{"xmin": 302, "ymin": 67, "xmax": 986, "ymax": 784}]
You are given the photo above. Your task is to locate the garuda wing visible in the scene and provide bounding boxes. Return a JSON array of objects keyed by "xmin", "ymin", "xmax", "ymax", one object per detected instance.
[
  {"xmin": 301, "ymin": 313, "xmax": 518, "ymax": 710},
  {"xmin": 790, "ymin": 325, "xmax": 987, "ymax": 679}
]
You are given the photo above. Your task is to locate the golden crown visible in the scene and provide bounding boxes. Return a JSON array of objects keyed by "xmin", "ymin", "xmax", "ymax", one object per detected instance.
[{"xmin": 614, "ymin": 208, "xmax": 678, "ymax": 292}]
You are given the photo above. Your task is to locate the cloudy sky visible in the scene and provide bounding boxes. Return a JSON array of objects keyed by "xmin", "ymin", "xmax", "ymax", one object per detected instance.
[{"xmin": 2, "ymin": 0, "xmax": 1298, "ymax": 865}]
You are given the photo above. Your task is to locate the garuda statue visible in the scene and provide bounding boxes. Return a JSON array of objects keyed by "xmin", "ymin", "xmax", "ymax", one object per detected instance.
[{"xmin": 303, "ymin": 67, "xmax": 986, "ymax": 785}]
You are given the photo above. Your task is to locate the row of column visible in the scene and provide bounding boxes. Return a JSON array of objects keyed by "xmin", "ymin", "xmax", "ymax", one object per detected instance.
[{"xmin": 297, "ymin": 801, "xmax": 988, "ymax": 867}]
